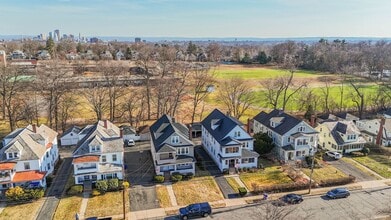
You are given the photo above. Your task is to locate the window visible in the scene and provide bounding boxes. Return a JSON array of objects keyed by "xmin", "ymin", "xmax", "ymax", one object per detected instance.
[
  {"xmin": 225, "ymin": 147, "xmax": 239, "ymax": 154},
  {"xmin": 47, "ymin": 164, "xmax": 51, "ymax": 170},
  {"xmin": 225, "ymin": 160, "xmax": 228, "ymax": 165},
  {"xmin": 287, "ymin": 137, "xmax": 291, "ymax": 143},
  {"xmin": 13, "ymin": 152, "xmax": 18, "ymax": 158},
  {"xmin": 310, "ymin": 136, "xmax": 314, "ymax": 142},
  {"xmin": 46, "ymin": 152, "xmax": 49, "ymax": 158},
  {"xmin": 24, "ymin": 162, "xmax": 30, "ymax": 170},
  {"xmin": 249, "ymin": 158, "xmax": 255, "ymax": 163},
  {"xmin": 112, "ymin": 154, "xmax": 117, "ymax": 162},
  {"xmin": 102, "ymin": 155, "xmax": 107, "ymax": 162},
  {"xmin": 298, "ymin": 126, "xmax": 305, "ymax": 132},
  {"xmin": 171, "ymin": 136, "xmax": 179, "ymax": 144},
  {"xmin": 8, "ymin": 153, "xmax": 13, "ymax": 159}
]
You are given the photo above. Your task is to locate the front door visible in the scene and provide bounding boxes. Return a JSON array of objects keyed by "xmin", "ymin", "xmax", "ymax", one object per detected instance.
[
  {"xmin": 288, "ymin": 152, "xmax": 293, "ymax": 160},
  {"xmin": 229, "ymin": 159, "xmax": 235, "ymax": 168}
]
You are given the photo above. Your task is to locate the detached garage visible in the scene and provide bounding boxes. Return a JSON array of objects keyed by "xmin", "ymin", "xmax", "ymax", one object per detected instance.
[{"xmin": 60, "ymin": 126, "xmax": 81, "ymax": 146}]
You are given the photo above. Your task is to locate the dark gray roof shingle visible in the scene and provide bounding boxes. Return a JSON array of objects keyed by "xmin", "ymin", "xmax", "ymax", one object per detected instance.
[{"xmin": 253, "ymin": 109, "xmax": 302, "ymax": 135}]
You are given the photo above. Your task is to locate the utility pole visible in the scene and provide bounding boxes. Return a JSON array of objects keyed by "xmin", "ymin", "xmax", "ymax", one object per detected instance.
[
  {"xmin": 122, "ymin": 148, "xmax": 126, "ymax": 220},
  {"xmin": 308, "ymin": 148, "xmax": 315, "ymax": 194}
]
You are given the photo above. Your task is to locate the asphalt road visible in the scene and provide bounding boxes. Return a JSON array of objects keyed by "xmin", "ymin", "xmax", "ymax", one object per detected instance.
[
  {"xmin": 164, "ymin": 186, "xmax": 391, "ymax": 220},
  {"xmin": 325, "ymin": 156, "xmax": 376, "ymax": 182}
]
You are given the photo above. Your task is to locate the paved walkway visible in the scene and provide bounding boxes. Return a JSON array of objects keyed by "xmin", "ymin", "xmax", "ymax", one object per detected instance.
[
  {"xmin": 0, "ymin": 202, "xmax": 6, "ymax": 215},
  {"xmin": 231, "ymin": 175, "xmax": 249, "ymax": 191},
  {"xmin": 79, "ymin": 193, "xmax": 90, "ymax": 219},
  {"xmin": 165, "ymin": 184, "xmax": 178, "ymax": 206}
]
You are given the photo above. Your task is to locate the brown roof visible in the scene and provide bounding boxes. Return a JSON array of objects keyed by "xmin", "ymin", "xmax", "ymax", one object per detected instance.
[
  {"xmin": 73, "ymin": 155, "xmax": 100, "ymax": 163},
  {"xmin": 0, "ymin": 162, "xmax": 16, "ymax": 170},
  {"xmin": 13, "ymin": 170, "xmax": 46, "ymax": 182}
]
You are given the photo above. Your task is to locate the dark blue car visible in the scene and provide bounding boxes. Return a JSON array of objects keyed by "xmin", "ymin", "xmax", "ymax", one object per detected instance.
[
  {"xmin": 280, "ymin": 193, "xmax": 303, "ymax": 204},
  {"xmin": 326, "ymin": 188, "xmax": 350, "ymax": 199},
  {"xmin": 179, "ymin": 202, "xmax": 212, "ymax": 220}
]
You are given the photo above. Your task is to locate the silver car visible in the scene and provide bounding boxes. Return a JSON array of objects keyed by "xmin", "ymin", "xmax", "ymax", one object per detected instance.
[{"xmin": 326, "ymin": 151, "xmax": 342, "ymax": 159}]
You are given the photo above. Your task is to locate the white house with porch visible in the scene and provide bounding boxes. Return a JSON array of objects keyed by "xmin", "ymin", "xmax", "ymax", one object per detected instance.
[
  {"xmin": 72, "ymin": 120, "xmax": 124, "ymax": 185},
  {"xmin": 150, "ymin": 115, "xmax": 196, "ymax": 176},
  {"xmin": 201, "ymin": 109, "xmax": 259, "ymax": 172},
  {"xmin": 0, "ymin": 124, "xmax": 59, "ymax": 190},
  {"xmin": 253, "ymin": 109, "xmax": 318, "ymax": 161}
]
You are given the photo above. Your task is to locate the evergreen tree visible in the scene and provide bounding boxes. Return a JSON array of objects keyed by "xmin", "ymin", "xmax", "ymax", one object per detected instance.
[
  {"xmin": 46, "ymin": 37, "xmax": 55, "ymax": 56},
  {"xmin": 257, "ymin": 51, "xmax": 269, "ymax": 64}
]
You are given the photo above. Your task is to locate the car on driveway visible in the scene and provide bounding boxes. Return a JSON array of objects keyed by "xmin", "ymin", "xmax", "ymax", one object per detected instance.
[
  {"xmin": 326, "ymin": 151, "xmax": 342, "ymax": 160},
  {"xmin": 280, "ymin": 193, "xmax": 303, "ymax": 204},
  {"xmin": 126, "ymin": 139, "xmax": 135, "ymax": 147},
  {"xmin": 326, "ymin": 188, "xmax": 350, "ymax": 199}
]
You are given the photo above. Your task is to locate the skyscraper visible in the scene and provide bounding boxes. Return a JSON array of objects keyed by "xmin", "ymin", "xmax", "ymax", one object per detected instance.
[{"xmin": 54, "ymin": 29, "xmax": 60, "ymax": 41}]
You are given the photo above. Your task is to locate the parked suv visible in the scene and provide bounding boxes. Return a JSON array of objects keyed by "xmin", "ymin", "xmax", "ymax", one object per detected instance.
[
  {"xmin": 325, "ymin": 151, "xmax": 342, "ymax": 160},
  {"xmin": 179, "ymin": 202, "xmax": 212, "ymax": 220}
]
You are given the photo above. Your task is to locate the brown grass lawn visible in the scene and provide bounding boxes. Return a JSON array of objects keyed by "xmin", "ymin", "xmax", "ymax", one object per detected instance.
[
  {"xmin": 156, "ymin": 185, "xmax": 171, "ymax": 208},
  {"xmin": 0, "ymin": 199, "xmax": 43, "ymax": 220},
  {"xmin": 53, "ymin": 196, "xmax": 83, "ymax": 220},
  {"xmin": 85, "ymin": 191, "xmax": 130, "ymax": 218},
  {"xmin": 341, "ymin": 157, "xmax": 382, "ymax": 180},
  {"xmin": 226, "ymin": 177, "xmax": 241, "ymax": 193},
  {"xmin": 302, "ymin": 164, "xmax": 347, "ymax": 182},
  {"xmin": 172, "ymin": 176, "xmax": 224, "ymax": 206},
  {"xmin": 240, "ymin": 166, "xmax": 293, "ymax": 191}
]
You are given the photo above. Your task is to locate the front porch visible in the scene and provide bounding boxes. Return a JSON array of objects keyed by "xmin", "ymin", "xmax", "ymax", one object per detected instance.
[{"xmin": 280, "ymin": 145, "xmax": 311, "ymax": 162}]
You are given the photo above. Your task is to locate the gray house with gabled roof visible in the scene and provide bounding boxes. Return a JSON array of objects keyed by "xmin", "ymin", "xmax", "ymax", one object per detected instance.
[
  {"xmin": 253, "ymin": 109, "xmax": 318, "ymax": 161},
  {"xmin": 201, "ymin": 109, "xmax": 259, "ymax": 172},
  {"xmin": 150, "ymin": 115, "xmax": 195, "ymax": 175}
]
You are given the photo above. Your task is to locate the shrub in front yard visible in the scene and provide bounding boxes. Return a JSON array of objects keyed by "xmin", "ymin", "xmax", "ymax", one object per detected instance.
[
  {"xmin": 319, "ymin": 175, "xmax": 356, "ymax": 187},
  {"xmin": 96, "ymin": 180, "xmax": 108, "ymax": 193},
  {"xmin": 222, "ymin": 169, "xmax": 229, "ymax": 175},
  {"xmin": 107, "ymin": 178, "xmax": 119, "ymax": 191},
  {"xmin": 24, "ymin": 188, "xmax": 44, "ymax": 200},
  {"xmin": 6, "ymin": 187, "xmax": 45, "ymax": 203},
  {"xmin": 361, "ymin": 147, "xmax": 370, "ymax": 156},
  {"xmin": 184, "ymin": 173, "xmax": 194, "ymax": 180},
  {"xmin": 238, "ymin": 187, "xmax": 247, "ymax": 197},
  {"xmin": 154, "ymin": 175, "xmax": 165, "ymax": 183},
  {"xmin": 67, "ymin": 185, "xmax": 83, "ymax": 195},
  {"xmin": 171, "ymin": 173, "xmax": 183, "ymax": 182},
  {"xmin": 91, "ymin": 189, "xmax": 101, "ymax": 197},
  {"xmin": 46, "ymin": 175, "xmax": 54, "ymax": 187},
  {"xmin": 121, "ymin": 181, "xmax": 130, "ymax": 189}
]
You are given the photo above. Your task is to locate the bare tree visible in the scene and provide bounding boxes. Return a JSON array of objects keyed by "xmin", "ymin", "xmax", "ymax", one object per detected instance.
[
  {"xmin": 252, "ymin": 202, "xmax": 313, "ymax": 220},
  {"xmin": 0, "ymin": 66, "xmax": 25, "ymax": 130},
  {"xmin": 59, "ymin": 92, "xmax": 79, "ymax": 132},
  {"xmin": 217, "ymin": 77, "xmax": 257, "ymax": 119},
  {"xmin": 188, "ymin": 66, "xmax": 214, "ymax": 123},
  {"xmin": 350, "ymin": 81, "xmax": 365, "ymax": 119},
  {"xmin": 121, "ymin": 89, "xmax": 144, "ymax": 128},
  {"xmin": 84, "ymin": 86, "xmax": 109, "ymax": 121}
]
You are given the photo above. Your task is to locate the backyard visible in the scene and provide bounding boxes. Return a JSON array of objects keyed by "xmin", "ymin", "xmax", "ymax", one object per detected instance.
[
  {"xmin": 172, "ymin": 176, "xmax": 224, "ymax": 205},
  {"xmin": 352, "ymin": 155, "xmax": 391, "ymax": 178}
]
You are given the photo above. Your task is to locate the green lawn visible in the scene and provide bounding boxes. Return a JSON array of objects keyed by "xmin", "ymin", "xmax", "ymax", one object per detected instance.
[
  {"xmin": 341, "ymin": 157, "xmax": 382, "ymax": 180},
  {"xmin": 302, "ymin": 164, "xmax": 347, "ymax": 183},
  {"xmin": 240, "ymin": 166, "xmax": 293, "ymax": 192},
  {"xmin": 352, "ymin": 155, "xmax": 391, "ymax": 178},
  {"xmin": 213, "ymin": 66, "xmax": 323, "ymax": 79}
]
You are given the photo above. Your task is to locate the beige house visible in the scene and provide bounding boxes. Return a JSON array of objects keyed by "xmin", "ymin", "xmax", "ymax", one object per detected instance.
[{"xmin": 316, "ymin": 121, "xmax": 366, "ymax": 153}]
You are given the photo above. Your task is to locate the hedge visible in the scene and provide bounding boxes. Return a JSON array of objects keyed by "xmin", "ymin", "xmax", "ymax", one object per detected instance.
[
  {"xmin": 67, "ymin": 185, "xmax": 83, "ymax": 195},
  {"xmin": 251, "ymin": 182, "xmax": 316, "ymax": 194},
  {"xmin": 319, "ymin": 175, "xmax": 356, "ymax": 187},
  {"xmin": 171, "ymin": 173, "xmax": 183, "ymax": 182},
  {"xmin": 6, "ymin": 187, "xmax": 45, "ymax": 203},
  {"xmin": 238, "ymin": 187, "xmax": 247, "ymax": 197}
]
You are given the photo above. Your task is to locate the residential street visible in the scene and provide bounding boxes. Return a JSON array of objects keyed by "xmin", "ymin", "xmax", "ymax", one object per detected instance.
[{"xmin": 164, "ymin": 186, "xmax": 391, "ymax": 220}]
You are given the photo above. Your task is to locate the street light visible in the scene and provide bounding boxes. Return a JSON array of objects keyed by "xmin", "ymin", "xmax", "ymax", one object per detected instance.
[{"xmin": 308, "ymin": 148, "xmax": 315, "ymax": 194}]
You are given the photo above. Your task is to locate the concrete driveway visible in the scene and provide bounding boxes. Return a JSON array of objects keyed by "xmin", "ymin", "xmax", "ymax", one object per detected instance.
[
  {"xmin": 125, "ymin": 141, "xmax": 160, "ymax": 211},
  {"xmin": 323, "ymin": 155, "xmax": 377, "ymax": 182}
]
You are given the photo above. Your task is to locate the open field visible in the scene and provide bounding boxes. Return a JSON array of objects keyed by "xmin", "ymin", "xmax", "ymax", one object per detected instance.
[
  {"xmin": 53, "ymin": 196, "xmax": 83, "ymax": 220},
  {"xmin": 352, "ymin": 155, "xmax": 391, "ymax": 178},
  {"xmin": 0, "ymin": 199, "xmax": 43, "ymax": 220},
  {"xmin": 172, "ymin": 176, "xmax": 223, "ymax": 206},
  {"xmin": 85, "ymin": 191, "xmax": 130, "ymax": 218},
  {"xmin": 302, "ymin": 164, "xmax": 347, "ymax": 182}
]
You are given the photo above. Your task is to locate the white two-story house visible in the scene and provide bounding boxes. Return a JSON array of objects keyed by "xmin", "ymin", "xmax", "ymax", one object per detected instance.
[
  {"xmin": 0, "ymin": 124, "xmax": 59, "ymax": 190},
  {"xmin": 150, "ymin": 115, "xmax": 195, "ymax": 176},
  {"xmin": 72, "ymin": 120, "xmax": 123, "ymax": 185},
  {"xmin": 316, "ymin": 120, "xmax": 366, "ymax": 153},
  {"xmin": 253, "ymin": 109, "xmax": 318, "ymax": 161},
  {"xmin": 201, "ymin": 109, "xmax": 259, "ymax": 172},
  {"xmin": 356, "ymin": 118, "xmax": 391, "ymax": 146}
]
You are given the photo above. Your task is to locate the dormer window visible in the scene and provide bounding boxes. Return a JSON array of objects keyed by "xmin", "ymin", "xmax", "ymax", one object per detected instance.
[
  {"xmin": 171, "ymin": 136, "xmax": 179, "ymax": 144},
  {"xmin": 271, "ymin": 122, "xmax": 275, "ymax": 127},
  {"xmin": 298, "ymin": 126, "xmax": 305, "ymax": 132},
  {"xmin": 234, "ymin": 131, "xmax": 241, "ymax": 137},
  {"xmin": 91, "ymin": 145, "xmax": 101, "ymax": 152}
]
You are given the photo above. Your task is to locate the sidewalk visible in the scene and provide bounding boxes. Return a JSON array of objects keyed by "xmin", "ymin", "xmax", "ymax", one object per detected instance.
[{"xmin": 125, "ymin": 178, "xmax": 391, "ymax": 220}]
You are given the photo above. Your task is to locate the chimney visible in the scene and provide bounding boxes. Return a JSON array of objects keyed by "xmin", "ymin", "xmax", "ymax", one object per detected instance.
[
  {"xmin": 172, "ymin": 117, "xmax": 175, "ymax": 123},
  {"xmin": 120, "ymin": 129, "xmax": 123, "ymax": 138},
  {"xmin": 32, "ymin": 124, "xmax": 37, "ymax": 133},
  {"xmin": 376, "ymin": 117, "xmax": 385, "ymax": 145},
  {"xmin": 247, "ymin": 118, "xmax": 251, "ymax": 133},
  {"xmin": 310, "ymin": 115, "xmax": 316, "ymax": 127},
  {"xmin": 188, "ymin": 125, "xmax": 193, "ymax": 140},
  {"xmin": 104, "ymin": 120, "xmax": 108, "ymax": 128}
]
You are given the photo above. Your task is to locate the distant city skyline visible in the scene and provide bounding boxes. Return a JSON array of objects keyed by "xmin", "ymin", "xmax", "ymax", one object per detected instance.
[{"xmin": 0, "ymin": 0, "xmax": 390, "ymax": 38}]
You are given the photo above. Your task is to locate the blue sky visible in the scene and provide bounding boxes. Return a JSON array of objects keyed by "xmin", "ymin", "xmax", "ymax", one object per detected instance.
[{"xmin": 0, "ymin": 0, "xmax": 390, "ymax": 38}]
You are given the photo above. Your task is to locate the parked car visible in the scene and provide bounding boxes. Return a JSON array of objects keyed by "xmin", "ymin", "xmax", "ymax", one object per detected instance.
[
  {"xmin": 326, "ymin": 188, "xmax": 350, "ymax": 199},
  {"xmin": 126, "ymin": 139, "xmax": 135, "ymax": 147},
  {"xmin": 280, "ymin": 193, "xmax": 303, "ymax": 204},
  {"xmin": 326, "ymin": 151, "xmax": 342, "ymax": 160},
  {"xmin": 179, "ymin": 202, "xmax": 212, "ymax": 220}
]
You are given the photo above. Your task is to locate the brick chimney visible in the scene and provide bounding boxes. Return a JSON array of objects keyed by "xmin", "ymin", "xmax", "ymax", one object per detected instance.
[
  {"xmin": 310, "ymin": 115, "xmax": 316, "ymax": 127},
  {"xmin": 247, "ymin": 118, "xmax": 251, "ymax": 133},
  {"xmin": 376, "ymin": 117, "xmax": 385, "ymax": 145},
  {"xmin": 32, "ymin": 124, "xmax": 37, "ymax": 133},
  {"xmin": 120, "ymin": 128, "xmax": 123, "ymax": 138},
  {"xmin": 188, "ymin": 124, "xmax": 193, "ymax": 140},
  {"xmin": 104, "ymin": 120, "xmax": 108, "ymax": 128}
]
